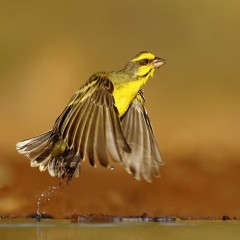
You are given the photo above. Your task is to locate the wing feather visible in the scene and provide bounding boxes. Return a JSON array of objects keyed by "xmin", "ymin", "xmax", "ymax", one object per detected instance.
[
  {"xmin": 121, "ymin": 90, "xmax": 164, "ymax": 182},
  {"xmin": 53, "ymin": 73, "xmax": 130, "ymax": 172}
]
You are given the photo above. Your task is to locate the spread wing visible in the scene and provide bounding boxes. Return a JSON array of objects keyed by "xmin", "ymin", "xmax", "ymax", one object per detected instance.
[
  {"xmin": 53, "ymin": 73, "xmax": 131, "ymax": 169},
  {"xmin": 120, "ymin": 90, "xmax": 164, "ymax": 182}
]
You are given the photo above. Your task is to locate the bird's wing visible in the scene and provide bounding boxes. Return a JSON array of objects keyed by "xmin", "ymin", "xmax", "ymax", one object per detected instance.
[
  {"xmin": 53, "ymin": 73, "xmax": 131, "ymax": 169},
  {"xmin": 120, "ymin": 90, "xmax": 164, "ymax": 182}
]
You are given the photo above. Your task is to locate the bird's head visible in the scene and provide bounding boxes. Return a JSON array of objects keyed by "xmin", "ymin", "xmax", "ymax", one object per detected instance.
[{"xmin": 124, "ymin": 51, "xmax": 165, "ymax": 80}]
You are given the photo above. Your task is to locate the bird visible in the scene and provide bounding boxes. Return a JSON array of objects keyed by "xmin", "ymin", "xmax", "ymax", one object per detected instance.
[{"xmin": 16, "ymin": 51, "xmax": 165, "ymax": 184}]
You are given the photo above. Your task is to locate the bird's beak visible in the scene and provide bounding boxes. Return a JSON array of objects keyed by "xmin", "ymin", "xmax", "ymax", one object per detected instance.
[{"xmin": 152, "ymin": 57, "xmax": 165, "ymax": 68}]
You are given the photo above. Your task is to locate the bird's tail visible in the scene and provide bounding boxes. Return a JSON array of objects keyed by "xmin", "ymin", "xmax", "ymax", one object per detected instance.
[{"xmin": 16, "ymin": 131, "xmax": 81, "ymax": 183}]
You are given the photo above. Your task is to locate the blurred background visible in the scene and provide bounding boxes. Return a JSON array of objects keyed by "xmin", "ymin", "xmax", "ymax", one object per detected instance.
[{"xmin": 0, "ymin": 0, "xmax": 240, "ymax": 218}]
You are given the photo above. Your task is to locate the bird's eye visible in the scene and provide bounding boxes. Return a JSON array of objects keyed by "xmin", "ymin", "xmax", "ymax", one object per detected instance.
[{"xmin": 141, "ymin": 59, "xmax": 150, "ymax": 65}]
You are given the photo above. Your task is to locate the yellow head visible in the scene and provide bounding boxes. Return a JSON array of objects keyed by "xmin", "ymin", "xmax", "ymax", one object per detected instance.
[{"xmin": 124, "ymin": 51, "xmax": 165, "ymax": 80}]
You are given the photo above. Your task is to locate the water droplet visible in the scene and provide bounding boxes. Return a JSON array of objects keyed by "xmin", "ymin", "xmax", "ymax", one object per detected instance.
[{"xmin": 36, "ymin": 185, "xmax": 59, "ymax": 216}]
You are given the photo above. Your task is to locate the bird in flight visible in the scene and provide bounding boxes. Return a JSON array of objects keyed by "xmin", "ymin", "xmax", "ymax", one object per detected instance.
[{"xmin": 16, "ymin": 51, "xmax": 165, "ymax": 184}]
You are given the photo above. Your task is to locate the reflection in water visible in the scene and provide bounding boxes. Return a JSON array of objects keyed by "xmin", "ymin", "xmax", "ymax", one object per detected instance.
[{"xmin": 0, "ymin": 220, "xmax": 240, "ymax": 240}]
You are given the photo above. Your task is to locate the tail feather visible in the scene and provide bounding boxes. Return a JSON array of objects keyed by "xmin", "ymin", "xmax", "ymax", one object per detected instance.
[
  {"xmin": 17, "ymin": 131, "xmax": 54, "ymax": 164},
  {"xmin": 16, "ymin": 131, "xmax": 52, "ymax": 154},
  {"xmin": 16, "ymin": 131, "xmax": 81, "ymax": 182}
]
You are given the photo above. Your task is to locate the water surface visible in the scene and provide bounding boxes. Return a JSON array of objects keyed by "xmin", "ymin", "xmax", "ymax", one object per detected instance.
[{"xmin": 0, "ymin": 219, "xmax": 240, "ymax": 240}]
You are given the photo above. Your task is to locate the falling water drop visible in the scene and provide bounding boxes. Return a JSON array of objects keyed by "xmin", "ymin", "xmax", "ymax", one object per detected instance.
[{"xmin": 36, "ymin": 185, "xmax": 59, "ymax": 218}]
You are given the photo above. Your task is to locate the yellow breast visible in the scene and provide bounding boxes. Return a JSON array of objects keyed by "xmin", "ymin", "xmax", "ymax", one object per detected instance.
[{"xmin": 113, "ymin": 79, "xmax": 144, "ymax": 117}]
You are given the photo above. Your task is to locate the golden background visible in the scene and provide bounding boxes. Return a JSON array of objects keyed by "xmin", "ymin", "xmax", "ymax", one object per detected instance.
[{"xmin": 0, "ymin": 0, "xmax": 239, "ymax": 218}]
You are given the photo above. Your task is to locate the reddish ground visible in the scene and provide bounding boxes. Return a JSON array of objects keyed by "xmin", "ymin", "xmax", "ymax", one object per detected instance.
[{"xmin": 1, "ymin": 151, "xmax": 240, "ymax": 219}]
